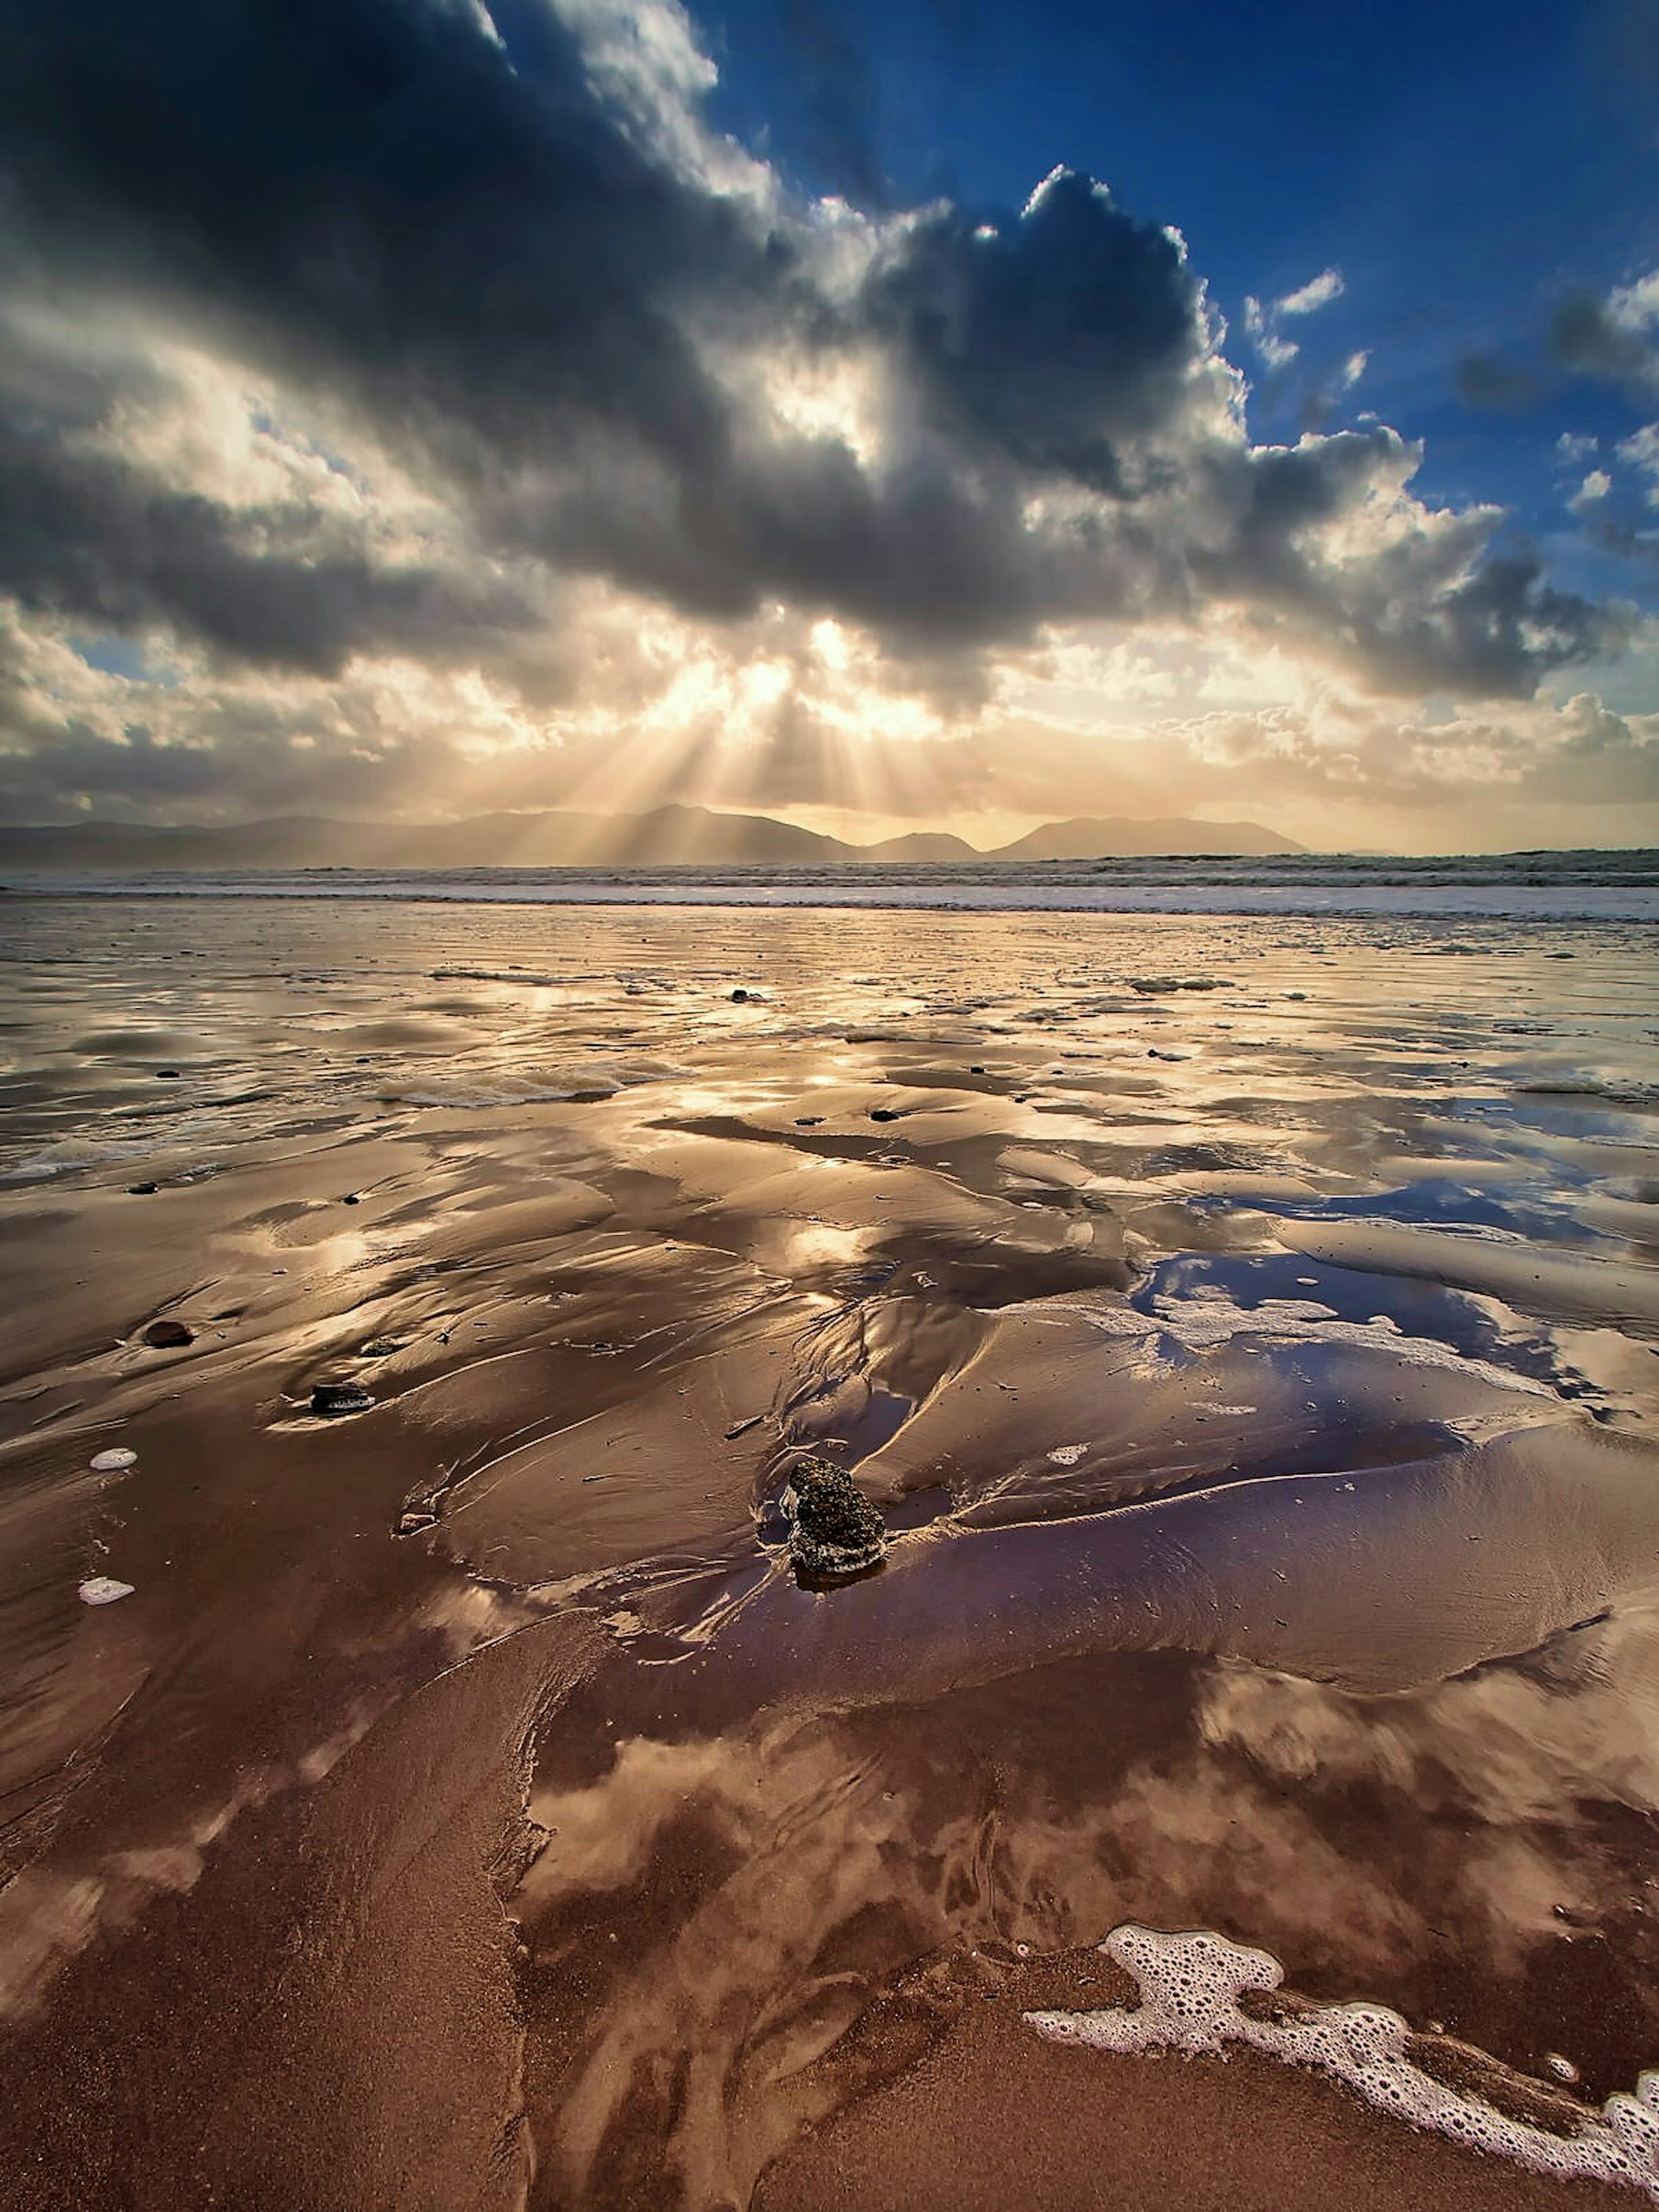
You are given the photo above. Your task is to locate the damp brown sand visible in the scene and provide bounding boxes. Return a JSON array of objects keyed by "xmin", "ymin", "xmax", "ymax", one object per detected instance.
[
  {"xmin": 2, "ymin": 897, "xmax": 1659, "ymax": 2206},
  {"xmin": 755, "ymin": 1955, "xmax": 1635, "ymax": 2212}
]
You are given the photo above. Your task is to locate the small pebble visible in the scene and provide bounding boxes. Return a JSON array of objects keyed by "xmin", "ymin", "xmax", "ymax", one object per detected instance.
[
  {"xmin": 141, "ymin": 1319, "xmax": 194, "ymax": 1349},
  {"xmin": 127, "ymin": 1182, "xmax": 160, "ymax": 1196},
  {"xmin": 311, "ymin": 1381, "xmax": 373, "ymax": 1417},
  {"xmin": 155, "ymin": 1068, "xmax": 182, "ymax": 1080},
  {"xmin": 1545, "ymin": 2053, "xmax": 1580, "ymax": 2084},
  {"xmin": 79, "ymin": 1576, "xmax": 135, "ymax": 1606},
  {"xmin": 90, "ymin": 1447, "xmax": 138, "ymax": 1472}
]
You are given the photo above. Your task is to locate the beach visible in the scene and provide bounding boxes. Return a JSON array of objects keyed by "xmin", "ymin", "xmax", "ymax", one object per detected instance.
[{"xmin": 3, "ymin": 889, "xmax": 1659, "ymax": 2209}]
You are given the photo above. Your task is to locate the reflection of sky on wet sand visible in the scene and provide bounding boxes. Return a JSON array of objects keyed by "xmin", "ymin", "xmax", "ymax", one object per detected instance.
[{"xmin": 3, "ymin": 898, "xmax": 1659, "ymax": 2202}]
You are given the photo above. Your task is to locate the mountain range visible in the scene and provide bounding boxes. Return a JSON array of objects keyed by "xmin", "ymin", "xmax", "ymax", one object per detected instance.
[{"xmin": 0, "ymin": 804, "xmax": 1303, "ymax": 870}]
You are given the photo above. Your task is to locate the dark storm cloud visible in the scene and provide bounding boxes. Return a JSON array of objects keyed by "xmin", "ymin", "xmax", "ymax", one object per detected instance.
[
  {"xmin": 871, "ymin": 170, "xmax": 1205, "ymax": 494},
  {"xmin": 0, "ymin": 0, "xmax": 757, "ymax": 474},
  {"xmin": 1345, "ymin": 553, "xmax": 1623, "ymax": 699},
  {"xmin": 1200, "ymin": 433, "xmax": 1616, "ymax": 696},
  {"xmin": 496, "ymin": 165, "xmax": 1230, "ymax": 642},
  {"xmin": 0, "ymin": 423, "xmax": 535, "ymax": 675}
]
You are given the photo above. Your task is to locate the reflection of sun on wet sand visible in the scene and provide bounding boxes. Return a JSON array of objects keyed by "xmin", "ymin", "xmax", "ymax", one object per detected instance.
[{"xmin": 2, "ymin": 896, "xmax": 1659, "ymax": 2209}]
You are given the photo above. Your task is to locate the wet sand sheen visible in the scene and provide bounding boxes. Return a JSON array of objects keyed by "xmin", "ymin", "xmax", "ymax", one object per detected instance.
[{"xmin": 2, "ymin": 897, "xmax": 1659, "ymax": 2209}]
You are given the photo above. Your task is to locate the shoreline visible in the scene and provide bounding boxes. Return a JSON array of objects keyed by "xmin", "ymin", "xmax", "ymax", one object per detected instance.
[{"xmin": 4, "ymin": 877, "xmax": 1659, "ymax": 921}]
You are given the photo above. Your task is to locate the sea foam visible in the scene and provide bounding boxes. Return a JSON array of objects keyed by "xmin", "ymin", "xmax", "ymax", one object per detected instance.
[{"xmin": 1028, "ymin": 1924, "xmax": 1659, "ymax": 2196}]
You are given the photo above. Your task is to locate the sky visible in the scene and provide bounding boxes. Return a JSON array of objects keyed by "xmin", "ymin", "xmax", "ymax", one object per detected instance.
[{"xmin": 1, "ymin": 0, "xmax": 1659, "ymax": 852}]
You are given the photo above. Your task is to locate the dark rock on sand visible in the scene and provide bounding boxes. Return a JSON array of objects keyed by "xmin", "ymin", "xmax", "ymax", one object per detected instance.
[
  {"xmin": 141, "ymin": 1319, "xmax": 194, "ymax": 1348},
  {"xmin": 1129, "ymin": 976, "xmax": 1229, "ymax": 995},
  {"xmin": 156, "ymin": 1068, "xmax": 182, "ymax": 1079},
  {"xmin": 870, "ymin": 1107, "xmax": 902, "ymax": 1122},
  {"xmin": 341, "ymin": 1193, "xmax": 361, "ymax": 1205},
  {"xmin": 127, "ymin": 1182, "xmax": 159, "ymax": 1195},
  {"xmin": 311, "ymin": 1381, "xmax": 373, "ymax": 1417},
  {"xmin": 785, "ymin": 1456, "xmax": 887, "ymax": 1583}
]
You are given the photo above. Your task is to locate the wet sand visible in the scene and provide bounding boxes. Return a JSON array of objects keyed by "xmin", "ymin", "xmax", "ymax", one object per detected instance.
[{"xmin": 2, "ymin": 897, "xmax": 1659, "ymax": 2208}]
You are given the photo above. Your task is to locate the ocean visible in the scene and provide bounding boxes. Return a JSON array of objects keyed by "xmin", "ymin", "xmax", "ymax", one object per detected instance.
[{"xmin": 4, "ymin": 846, "xmax": 1659, "ymax": 920}]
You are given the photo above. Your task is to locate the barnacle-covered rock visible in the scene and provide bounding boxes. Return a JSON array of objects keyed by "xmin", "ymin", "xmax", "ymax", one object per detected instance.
[{"xmin": 785, "ymin": 1456, "xmax": 887, "ymax": 1583}]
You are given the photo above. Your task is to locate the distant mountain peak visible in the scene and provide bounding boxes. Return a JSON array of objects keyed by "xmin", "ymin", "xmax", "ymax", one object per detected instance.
[
  {"xmin": 994, "ymin": 815, "xmax": 1303, "ymax": 860},
  {"xmin": 0, "ymin": 807, "xmax": 1304, "ymax": 868}
]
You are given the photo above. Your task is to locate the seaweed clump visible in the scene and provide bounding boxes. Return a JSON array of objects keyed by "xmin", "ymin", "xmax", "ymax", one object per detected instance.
[{"xmin": 785, "ymin": 1455, "xmax": 887, "ymax": 1583}]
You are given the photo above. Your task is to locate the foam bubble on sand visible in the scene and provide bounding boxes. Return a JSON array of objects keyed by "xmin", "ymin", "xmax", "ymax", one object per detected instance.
[
  {"xmin": 77, "ymin": 1576, "xmax": 134, "ymax": 1606},
  {"xmin": 1029, "ymin": 1925, "xmax": 1659, "ymax": 2198}
]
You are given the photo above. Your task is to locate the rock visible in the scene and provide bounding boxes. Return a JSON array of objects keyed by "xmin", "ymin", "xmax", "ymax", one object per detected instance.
[
  {"xmin": 784, "ymin": 1455, "xmax": 887, "ymax": 1583},
  {"xmin": 359, "ymin": 1338, "xmax": 405, "ymax": 1357},
  {"xmin": 141, "ymin": 1319, "xmax": 194, "ymax": 1348},
  {"xmin": 311, "ymin": 1381, "xmax": 373, "ymax": 1417},
  {"xmin": 397, "ymin": 1510, "xmax": 437, "ymax": 1535},
  {"xmin": 341, "ymin": 1193, "xmax": 361, "ymax": 1205},
  {"xmin": 89, "ymin": 1447, "xmax": 137, "ymax": 1472},
  {"xmin": 1129, "ymin": 976, "xmax": 1228, "ymax": 995},
  {"xmin": 730, "ymin": 988, "xmax": 749, "ymax": 1001},
  {"xmin": 78, "ymin": 1576, "xmax": 135, "ymax": 1606},
  {"xmin": 156, "ymin": 1068, "xmax": 182, "ymax": 1079},
  {"xmin": 969, "ymin": 1065, "xmax": 987, "ymax": 1074},
  {"xmin": 869, "ymin": 1107, "xmax": 902, "ymax": 1122},
  {"xmin": 127, "ymin": 1182, "xmax": 159, "ymax": 1195},
  {"xmin": 795, "ymin": 1116, "xmax": 823, "ymax": 1127}
]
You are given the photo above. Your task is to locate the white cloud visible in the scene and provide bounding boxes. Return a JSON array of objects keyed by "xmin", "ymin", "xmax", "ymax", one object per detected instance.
[
  {"xmin": 1568, "ymin": 468, "xmax": 1612, "ymax": 513},
  {"xmin": 1243, "ymin": 271, "xmax": 1350, "ymax": 377},
  {"xmin": 1276, "ymin": 267, "xmax": 1344, "ymax": 318},
  {"xmin": 1608, "ymin": 267, "xmax": 1659, "ymax": 338},
  {"xmin": 1617, "ymin": 423, "xmax": 1659, "ymax": 505}
]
